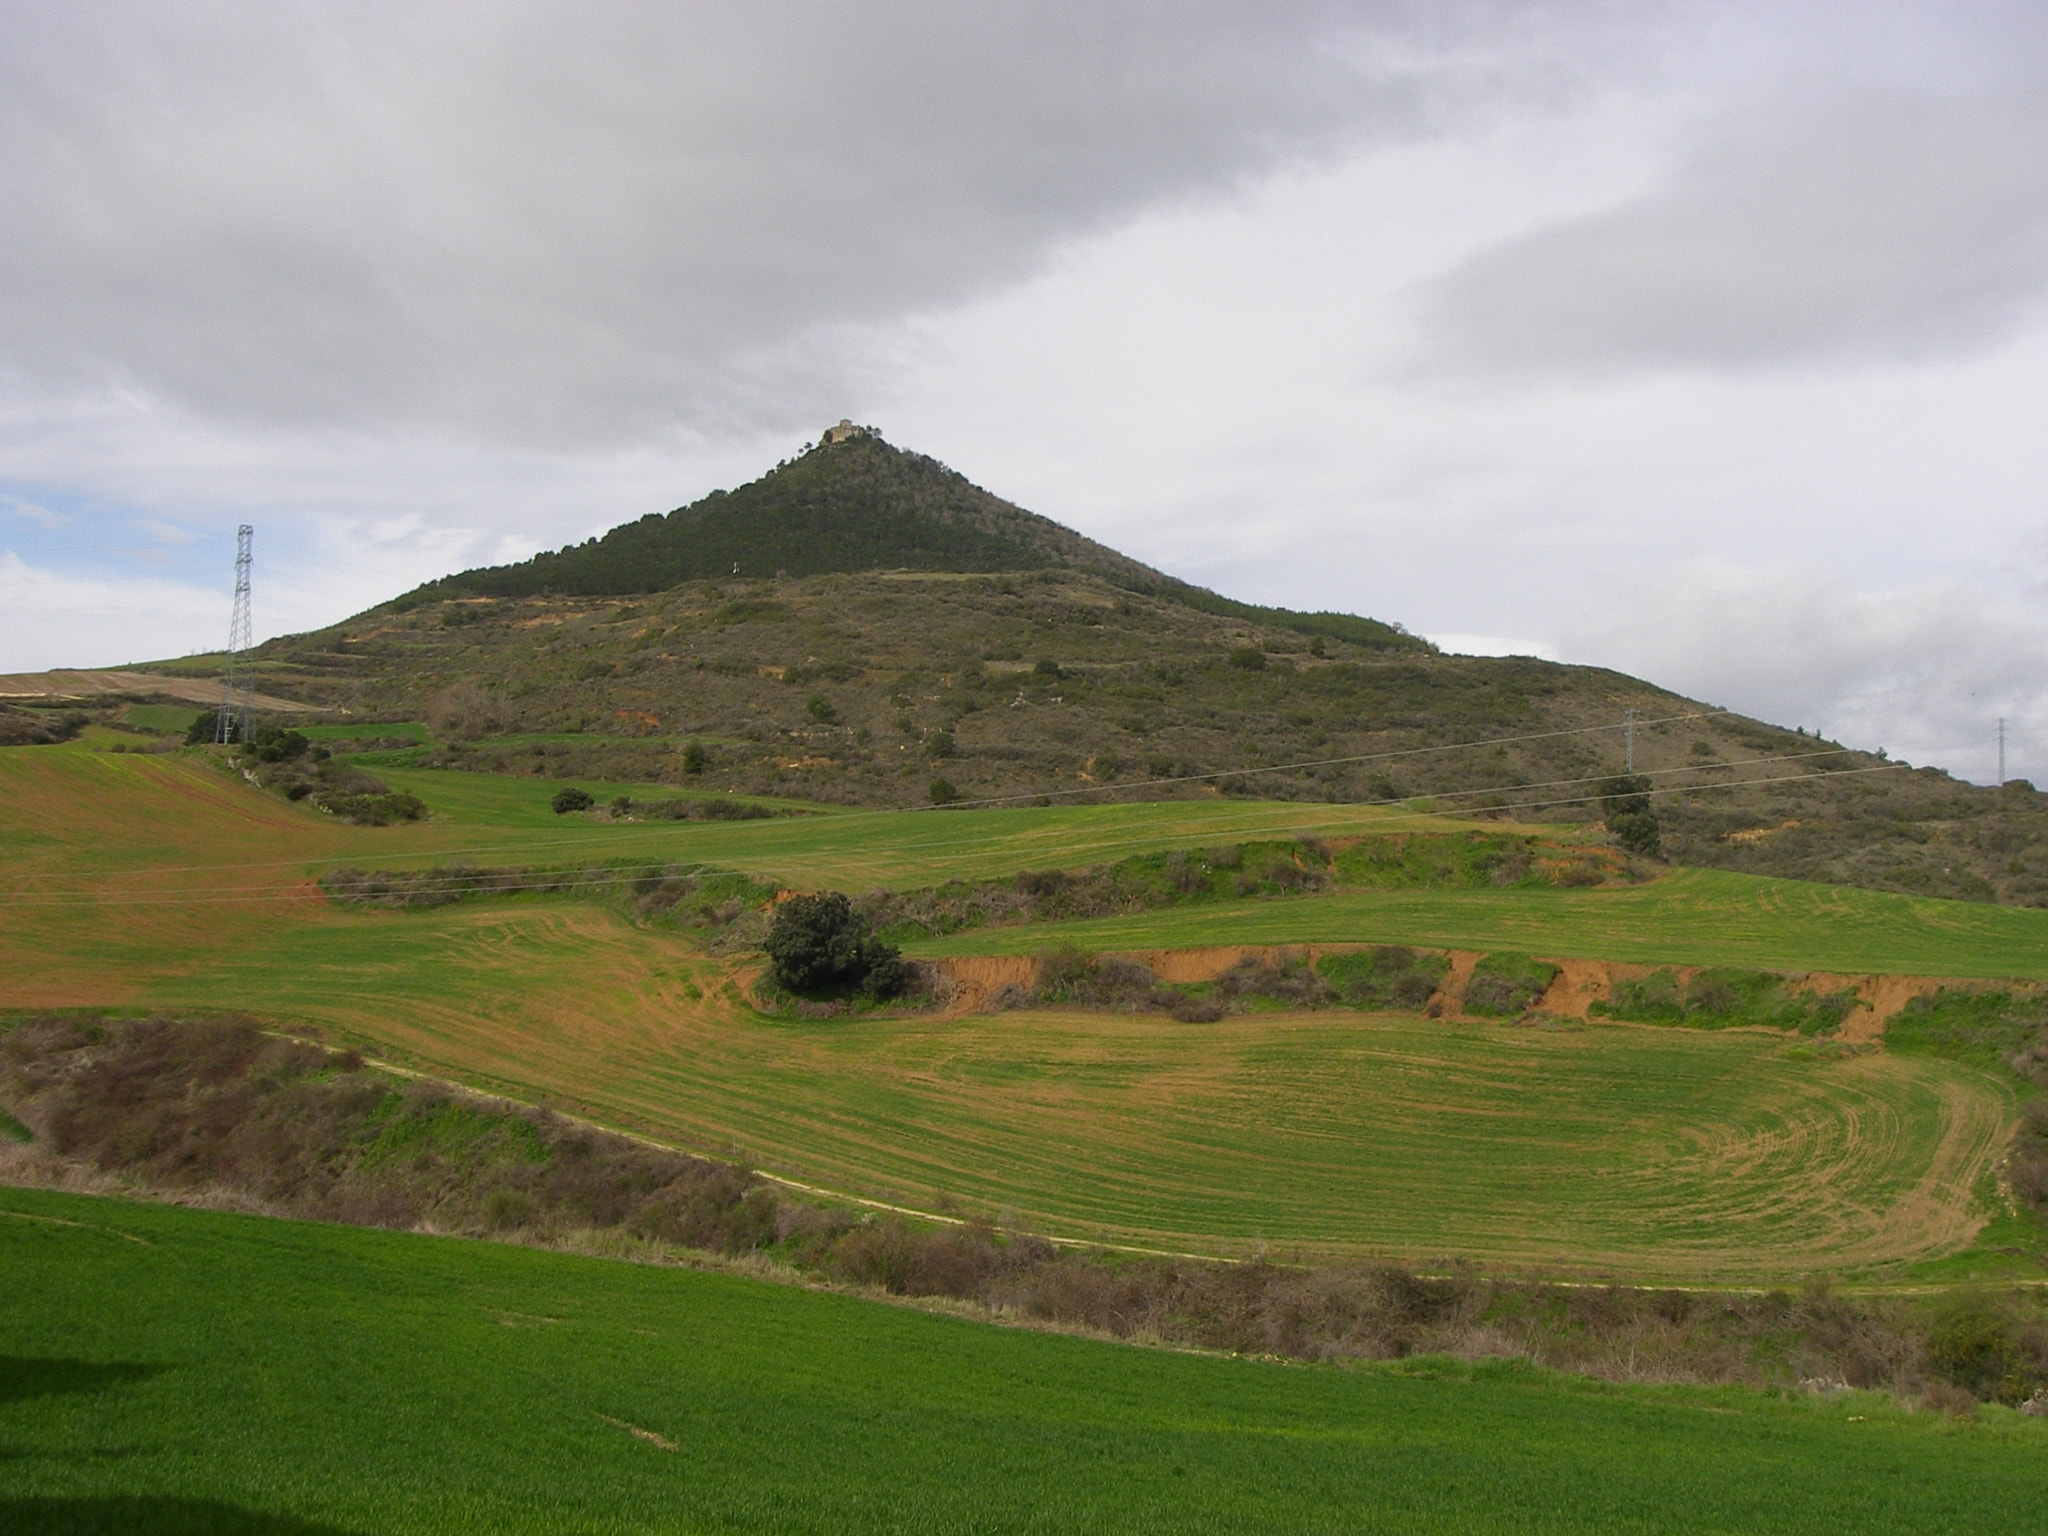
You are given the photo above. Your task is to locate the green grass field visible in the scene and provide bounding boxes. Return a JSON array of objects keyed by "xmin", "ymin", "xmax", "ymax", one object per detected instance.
[
  {"xmin": 131, "ymin": 907, "xmax": 2016, "ymax": 1277},
  {"xmin": 913, "ymin": 871, "xmax": 2048, "ymax": 980},
  {"xmin": 297, "ymin": 718, "xmax": 431, "ymax": 742},
  {"xmin": 5, "ymin": 1185, "xmax": 2045, "ymax": 1536},
  {"xmin": 114, "ymin": 704, "xmax": 206, "ymax": 734},
  {"xmin": 3, "ymin": 746, "xmax": 2041, "ymax": 1280}
]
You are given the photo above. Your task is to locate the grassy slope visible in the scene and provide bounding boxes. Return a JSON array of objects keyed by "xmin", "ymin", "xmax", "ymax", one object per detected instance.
[
  {"xmin": 6, "ymin": 1186, "xmax": 2046, "ymax": 1536},
  {"xmin": 64, "ymin": 900, "xmax": 2002, "ymax": 1276},
  {"xmin": 183, "ymin": 539, "xmax": 2048, "ymax": 907},
  {"xmin": 1, "ymin": 747, "xmax": 2032, "ymax": 1276},
  {"xmin": 912, "ymin": 870, "xmax": 2048, "ymax": 979}
]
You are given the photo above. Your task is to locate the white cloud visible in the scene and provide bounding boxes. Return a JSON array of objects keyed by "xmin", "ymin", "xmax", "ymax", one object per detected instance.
[
  {"xmin": 0, "ymin": 1, "xmax": 1562, "ymax": 448},
  {"xmin": 1, "ymin": 494, "xmax": 64, "ymax": 528},
  {"xmin": 1411, "ymin": 80, "xmax": 2048, "ymax": 376},
  {"xmin": 0, "ymin": 552, "xmax": 224, "ymax": 671},
  {"xmin": 1555, "ymin": 561, "xmax": 2048, "ymax": 784}
]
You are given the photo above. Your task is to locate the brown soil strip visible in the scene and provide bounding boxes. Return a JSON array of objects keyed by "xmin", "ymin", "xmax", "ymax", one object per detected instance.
[{"xmin": 0, "ymin": 668, "xmax": 324, "ymax": 713}]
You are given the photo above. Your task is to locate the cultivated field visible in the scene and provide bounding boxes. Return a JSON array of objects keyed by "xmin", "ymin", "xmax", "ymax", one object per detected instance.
[
  {"xmin": 2, "ymin": 745, "xmax": 2038, "ymax": 1278},
  {"xmin": 911, "ymin": 873, "xmax": 2048, "ymax": 980},
  {"xmin": 6, "ymin": 1185, "xmax": 2046, "ymax": 1536}
]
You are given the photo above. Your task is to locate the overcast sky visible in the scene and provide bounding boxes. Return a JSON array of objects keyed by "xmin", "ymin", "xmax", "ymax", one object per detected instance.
[{"xmin": 4, "ymin": 2, "xmax": 2047, "ymax": 783}]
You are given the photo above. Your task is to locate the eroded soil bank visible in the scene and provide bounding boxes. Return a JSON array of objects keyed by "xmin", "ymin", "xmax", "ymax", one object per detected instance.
[{"xmin": 923, "ymin": 946, "xmax": 2014, "ymax": 1041}]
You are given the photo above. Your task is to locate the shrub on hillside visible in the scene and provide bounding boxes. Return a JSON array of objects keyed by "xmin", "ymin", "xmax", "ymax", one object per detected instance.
[
  {"xmin": 1316, "ymin": 946, "xmax": 1449, "ymax": 1011},
  {"xmin": 1212, "ymin": 954, "xmax": 1329, "ymax": 1010},
  {"xmin": 552, "ymin": 786, "xmax": 595, "ymax": 814},
  {"xmin": 1462, "ymin": 953, "xmax": 1559, "ymax": 1016},
  {"xmin": 240, "ymin": 724, "xmax": 310, "ymax": 763},
  {"xmin": 764, "ymin": 893, "xmax": 906, "ymax": 1000},
  {"xmin": 1925, "ymin": 1299, "xmax": 2048, "ymax": 1405},
  {"xmin": 1600, "ymin": 774, "xmax": 1662, "ymax": 858},
  {"xmin": 244, "ymin": 746, "xmax": 424, "ymax": 824},
  {"xmin": 1591, "ymin": 968, "xmax": 1858, "ymax": 1035},
  {"xmin": 1228, "ymin": 647, "xmax": 1267, "ymax": 671},
  {"xmin": 1609, "ymin": 811, "xmax": 1663, "ymax": 858}
]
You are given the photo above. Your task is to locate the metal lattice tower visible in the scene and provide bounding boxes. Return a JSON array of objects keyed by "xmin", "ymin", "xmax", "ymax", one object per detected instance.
[{"xmin": 215, "ymin": 525, "xmax": 255, "ymax": 745}]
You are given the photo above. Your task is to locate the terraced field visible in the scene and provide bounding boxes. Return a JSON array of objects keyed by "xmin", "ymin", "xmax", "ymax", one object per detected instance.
[
  {"xmin": 45, "ymin": 915, "xmax": 2023, "ymax": 1276},
  {"xmin": 913, "ymin": 875, "xmax": 2048, "ymax": 980},
  {"xmin": 0, "ymin": 745, "xmax": 2032, "ymax": 1278}
]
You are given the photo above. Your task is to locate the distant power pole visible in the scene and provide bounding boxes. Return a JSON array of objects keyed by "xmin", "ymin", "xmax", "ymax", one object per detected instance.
[
  {"xmin": 215, "ymin": 525, "xmax": 255, "ymax": 745},
  {"xmin": 1999, "ymin": 716, "xmax": 2008, "ymax": 785},
  {"xmin": 1624, "ymin": 709, "xmax": 1637, "ymax": 774}
]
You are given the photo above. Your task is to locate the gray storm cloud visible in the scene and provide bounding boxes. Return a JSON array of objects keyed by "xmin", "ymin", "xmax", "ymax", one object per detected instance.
[
  {"xmin": 0, "ymin": 0, "xmax": 1562, "ymax": 447},
  {"xmin": 1414, "ymin": 81, "xmax": 2048, "ymax": 374}
]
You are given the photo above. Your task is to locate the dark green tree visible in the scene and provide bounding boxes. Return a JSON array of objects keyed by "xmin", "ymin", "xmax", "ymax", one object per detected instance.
[
  {"xmin": 682, "ymin": 741, "xmax": 709, "ymax": 775},
  {"xmin": 551, "ymin": 786, "xmax": 594, "ymax": 814},
  {"xmin": 764, "ymin": 893, "xmax": 906, "ymax": 999},
  {"xmin": 1599, "ymin": 774, "xmax": 1661, "ymax": 858}
]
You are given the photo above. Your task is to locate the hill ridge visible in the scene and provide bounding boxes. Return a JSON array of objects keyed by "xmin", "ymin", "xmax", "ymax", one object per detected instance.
[{"xmin": 400, "ymin": 425, "xmax": 1429, "ymax": 654}]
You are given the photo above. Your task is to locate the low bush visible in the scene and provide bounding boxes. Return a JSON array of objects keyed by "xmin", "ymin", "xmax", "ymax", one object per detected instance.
[
  {"xmin": 633, "ymin": 795, "xmax": 781, "ymax": 822},
  {"xmin": 1015, "ymin": 948, "xmax": 1328, "ymax": 1020},
  {"xmin": 1316, "ymin": 946, "xmax": 1449, "ymax": 1011},
  {"xmin": 1592, "ymin": 968, "xmax": 1859, "ymax": 1035},
  {"xmin": 239, "ymin": 745, "xmax": 425, "ymax": 824},
  {"xmin": 1600, "ymin": 774, "xmax": 1662, "ymax": 858},
  {"xmin": 1925, "ymin": 1298, "xmax": 2048, "ymax": 1405},
  {"xmin": 1462, "ymin": 953, "xmax": 1559, "ymax": 1017}
]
